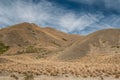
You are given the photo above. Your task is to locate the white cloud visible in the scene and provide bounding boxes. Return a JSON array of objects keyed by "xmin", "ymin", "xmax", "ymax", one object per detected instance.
[
  {"xmin": 0, "ymin": 0, "xmax": 100, "ymax": 33},
  {"xmin": 0, "ymin": 0, "xmax": 53, "ymax": 24},
  {"xmin": 0, "ymin": 0, "xmax": 119, "ymax": 35},
  {"xmin": 59, "ymin": 13, "xmax": 100, "ymax": 32}
]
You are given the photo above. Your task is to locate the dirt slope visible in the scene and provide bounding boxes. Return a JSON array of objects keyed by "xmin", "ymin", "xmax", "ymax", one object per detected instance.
[
  {"xmin": 56, "ymin": 29, "xmax": 120, "ymax": 61},
  {"xmin": 0, "ymin": 22, "xmax": 81, "ymax": 55}
]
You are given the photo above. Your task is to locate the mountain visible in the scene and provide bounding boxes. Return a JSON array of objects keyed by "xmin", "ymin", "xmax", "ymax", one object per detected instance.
[
  {"xmin": 0, "ymin": 22, "xmax": 81, "ymax": 55},
  {"xmin": 0, "ymin": 22, "xmax": 119, "ymax": 62},
  {"xmin": 56, "ymin": 29, "xmax": 120, "ymax": 61}
]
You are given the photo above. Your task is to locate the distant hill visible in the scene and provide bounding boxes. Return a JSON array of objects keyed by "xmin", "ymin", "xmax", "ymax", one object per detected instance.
[
  {"xmin": 0, "ymin": 22, "xmax": 81, "ymax": 55},
  {"xmin": 56, "ymin": 29, "xmax": 120, "ymax": 61}
]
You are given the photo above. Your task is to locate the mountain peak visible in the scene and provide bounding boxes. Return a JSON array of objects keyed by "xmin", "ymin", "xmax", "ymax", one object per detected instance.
[{"xmin": 3, "ymin": 22, "xmax": 41, "ymax": 31}]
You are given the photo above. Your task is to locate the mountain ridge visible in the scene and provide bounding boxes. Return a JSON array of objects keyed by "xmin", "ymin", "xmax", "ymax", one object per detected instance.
[{"xmin": 0, "ymin": 22, "xmax": 82, "ymax": 56}]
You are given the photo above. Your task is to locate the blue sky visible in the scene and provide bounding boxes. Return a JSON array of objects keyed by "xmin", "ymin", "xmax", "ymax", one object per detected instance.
[{"xmin": 0, "ymin": 0, "xmax": 120, "ymax": 35}]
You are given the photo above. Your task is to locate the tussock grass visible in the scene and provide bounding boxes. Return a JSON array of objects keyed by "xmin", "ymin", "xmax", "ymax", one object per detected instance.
[
  {"xmin": 24, "ymin": 73, "xmax": 34, "ymax": 80},
  {"xmin": 0, "ymin": 54, "xmax": 120, "ymax": 79},
  {"xmin": 10, "ymin": 74, "xmax": 19, "ymax": 80},
  {"xmin": 0, "ymin": 61, "xmax": 120, "ymax": 78}
]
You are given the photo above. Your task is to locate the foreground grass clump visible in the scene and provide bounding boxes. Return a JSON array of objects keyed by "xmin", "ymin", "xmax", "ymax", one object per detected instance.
[
  {"xmin": 24, "ymin": 73, "xmax": 34, "ymax": 80},
  {"xmin": 10, "ymin": 74, "xmax": 19, "ymax": 80},
  {"xmin": 0, "ymin": 61, "xmax": 120, "ymax": 78},
  {"xmin": 0, "ymin": 42, "xmax": 9, "ymax": 54}
]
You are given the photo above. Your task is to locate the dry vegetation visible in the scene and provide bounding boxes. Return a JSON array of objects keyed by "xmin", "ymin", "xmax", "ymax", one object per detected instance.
[{"xmin": 0, "ymin": 55, "xmax": 120, "ymax": 79}]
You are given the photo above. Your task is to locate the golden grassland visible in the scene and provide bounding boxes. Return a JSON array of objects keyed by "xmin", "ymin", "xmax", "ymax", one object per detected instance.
[
  {"xmin": 0, "ymin": 55, "xmax": 120, "ymax": 78},
  {"xmin": 0, "ymin": 54, "xmax": 120, "ymax": 79},
  {"xmin": 0, "ymin": 61, "xmax": 120, "ymax": 78}
]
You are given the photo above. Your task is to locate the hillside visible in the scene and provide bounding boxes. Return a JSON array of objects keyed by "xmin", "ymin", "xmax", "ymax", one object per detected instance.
[
  {"xmin": 0, "ymin": 23, "xmax": 119, "ymax": 62},
  {"xmin": 0, "ymin": 22, "xmax": 81, "ymax": 55},
  {"xmin": 56, "ymin": 29, "xmax": 120, "ymax": 61},
  {"xmin": 0, "ymin": 23, "xmax": 119, "ymax": 61}
]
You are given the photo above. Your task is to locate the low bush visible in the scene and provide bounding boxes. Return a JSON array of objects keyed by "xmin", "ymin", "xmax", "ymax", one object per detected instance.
[{"xmin": 0, "ymin": 42, "xmax": 9, "ymax": 54}]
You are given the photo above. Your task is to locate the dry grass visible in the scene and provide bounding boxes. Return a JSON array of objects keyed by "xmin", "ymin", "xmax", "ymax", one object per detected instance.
[
  {"xmin": 10, "ymin": 74, "xmax": 19, "ymax": 80},
  {"xmin": 0, "ymin": 54, "xmax": 120, "ymax": 79},
  {"xmin": 0, "ymin": 61, "xmax": 120, "ymax": 78},
  {"xmin": 23, "ymin": 73, "xmax": 34, "ymax": 80}
]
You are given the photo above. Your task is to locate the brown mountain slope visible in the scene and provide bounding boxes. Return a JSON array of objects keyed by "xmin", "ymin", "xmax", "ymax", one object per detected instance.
[
  {"xmin": 0, "ymin": 22, "xmax": 81, "ymax": 55},
  {"xmin": 43, "ymin": 27, "xmax": 82, "ymax": 46},
  {"xmin": 56, "ymin": 29, "xmax": 120, "ymax": 61},
  {"xmin": 0, "ymin": 22, "xmax": 119, "ymax": 62}
]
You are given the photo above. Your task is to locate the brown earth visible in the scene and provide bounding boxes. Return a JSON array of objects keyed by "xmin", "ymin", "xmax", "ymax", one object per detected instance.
[
  {"xmin": 0, "ymin": 22, "xmax": 81, "ymax": 56},
  {"xmin": 56, "ymin": 29, "xmax": 120, "ymax": 61}
]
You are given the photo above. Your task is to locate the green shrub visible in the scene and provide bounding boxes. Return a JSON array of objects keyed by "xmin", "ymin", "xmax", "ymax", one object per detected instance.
[
  {"xmin": 25, "ymin": 46, "xmax": 35, "ymax": 53},
  {"xmin": 25, "ymin": 46, "xmax": 45, "ymax": 53},
  {"xmin": 16, "ymin": 50, "xmax": 24, "ymax": 54},
  {"xmin": 62, "ymin": 38, "xmax": 67, "ymax": 41},
  {"xmin": 0, "ymin": 42, "xmax": 9, "ymax": 54},
  {"xmin": 51, "ymin": 41, "xmax": 61, "ymax": 47},
  {"xmin": 111, "ymin": 45, "xmax": 120, "ymax": 48}
]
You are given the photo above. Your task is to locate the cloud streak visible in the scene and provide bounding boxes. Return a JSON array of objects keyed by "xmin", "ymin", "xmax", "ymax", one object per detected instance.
[{"xmin": 0, "ymin": 0, "xmax": 120, "ymax": 35}]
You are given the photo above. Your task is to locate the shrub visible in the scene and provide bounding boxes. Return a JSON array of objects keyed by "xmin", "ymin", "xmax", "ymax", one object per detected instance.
[
  {"xmin": 0, "ymin": 42, "xmax": 9, "ymax": 54},
  {"xmin": 10, "ymin": 74, "xmax": 19, "ymax": 80},
  {"xmin": 25, "ymin": 46, "xmax": 41, "ymax": 53},
  {"xmin": 62, "ymin": 38, "xmax": 67, "ymax": 41},
  {"xmin": 24, "ymin": 73, "xmax": 34, "ymax": 80},
  {"xmin": 25, "ymin": 46, "xmax": 36, "ymax": 53},
  {"xmin": 51, "ymin": 41, "xmax": 61, "ymax": 47},
  {"xmin": 16, "ymin": 50, "xmax": 24, "ymax": 54},
  {"xmin": 25, "ymin": 46, "xmax": 48, "ymax": 54}
]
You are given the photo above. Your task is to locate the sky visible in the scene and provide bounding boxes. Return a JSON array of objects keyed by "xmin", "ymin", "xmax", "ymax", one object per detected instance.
[{"xmin": 0, "ymin": 0, "xmax": 120, "ymax": 35}]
